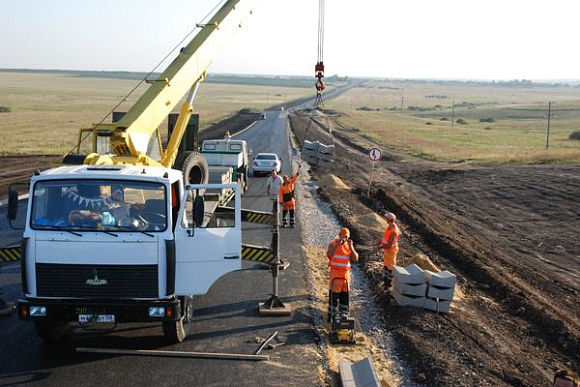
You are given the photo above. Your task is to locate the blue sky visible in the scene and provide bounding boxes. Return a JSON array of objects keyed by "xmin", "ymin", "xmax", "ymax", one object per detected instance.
[{"xmin": 1, "ymin": 0, "xmax": 579, "ymax": 80}]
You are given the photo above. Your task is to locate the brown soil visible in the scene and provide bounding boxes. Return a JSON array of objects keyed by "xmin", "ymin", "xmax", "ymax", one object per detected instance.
[{"xmin": 290, "ymin": 109, "xmax": 580, "ymax": 386}]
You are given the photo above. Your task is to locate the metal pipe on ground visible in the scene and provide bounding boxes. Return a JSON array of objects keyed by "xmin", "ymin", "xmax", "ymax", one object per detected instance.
[{"xmin": 76, "ymin": 347, "xmax": 269, "ymax": 361}]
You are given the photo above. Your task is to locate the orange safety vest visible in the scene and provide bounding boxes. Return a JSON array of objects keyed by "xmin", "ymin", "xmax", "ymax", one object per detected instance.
[
  {"xmin": 328, "ymin": 239, "xmax": 352, "ymax": 271},
  {"xmin": 328, "ymin": 239, "xmax": 353, "ymax": 292},
  {"xmin": 381, "ymin": 224, "xmax": 400, "ymax": 270},
  {"xmin": 279, "ymin": 173, "xmax": 299, "ymax": 210}
]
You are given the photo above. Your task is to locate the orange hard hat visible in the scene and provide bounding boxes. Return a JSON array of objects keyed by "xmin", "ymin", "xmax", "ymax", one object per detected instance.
[
  {"xmin": 339, "ymin": 227, "xmax": 350, "ymax": 238},
  {"xmin": 385, "ymin": 212, "xmax": 396, "ymax": 222}
]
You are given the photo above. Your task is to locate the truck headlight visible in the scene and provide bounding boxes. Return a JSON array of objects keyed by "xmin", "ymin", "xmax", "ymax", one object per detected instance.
[
  {"xmin": 30, "ymin": 306, "xmax": 47, "ymax": 316},
  {"xmin": 148, "ymin": 307, "xmax": 165, "ymax": 317}
]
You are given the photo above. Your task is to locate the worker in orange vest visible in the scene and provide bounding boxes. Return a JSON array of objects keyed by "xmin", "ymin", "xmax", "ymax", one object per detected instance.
[
  {"xmin": 377, "ymin": 212, "xmax": 401, "ymax": 288},
  {"xmin": 278, "ymin": 164, "xmax": 301, "ymax": 228},
  {"xmin": 327, "ymin": 227, "xmax": 359, "ymax": 321}
]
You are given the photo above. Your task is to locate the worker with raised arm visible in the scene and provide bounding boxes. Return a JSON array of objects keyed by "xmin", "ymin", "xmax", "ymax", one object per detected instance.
[
  {"xmin": 327, "ymin": 227, "xmax": 359, "ymax": 321},
  {"xmin": 377, "ymin": 212, "xmax": 401, "ymax": 289},
  {"xmin": 278, "ymin": 164, "xmax": 301, "ymax": 228}
]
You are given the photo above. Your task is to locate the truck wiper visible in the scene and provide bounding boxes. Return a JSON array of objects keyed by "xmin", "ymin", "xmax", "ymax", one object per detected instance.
[
  {"xmin": 102, "ymin": 231, "xmax": 118, "ymax": 237},
  {"xmin": 118, "ymin": 226, "xmax": 155, "ymax": 238},
  {"xmin": 36, "ymin": 225, "xmax": 83, "ymax": 237}
]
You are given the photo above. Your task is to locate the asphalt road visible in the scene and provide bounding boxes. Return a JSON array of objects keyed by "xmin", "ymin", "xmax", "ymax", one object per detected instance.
[{"xmin": 0, "ymin": 109, "xmax": 321, "ymax": 386}]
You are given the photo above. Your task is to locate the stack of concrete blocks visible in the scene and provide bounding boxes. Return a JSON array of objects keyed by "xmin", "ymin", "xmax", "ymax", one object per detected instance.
[
  {"xmin": 392, "ymin": 264, "xmax": 456, "ymax": 314},
  {"xmin": 316, "ymin": 143, "xmax": 335, "ymax": 169},
  {"xmin": 392, "ymin": 264, "xmax": 427, "ymax": 308},
  {"xmin": 424, "ymin": 270, "xmax": 456, "ymax": 313},
  {"xmin": 302, "ymin": 140, "xmax": 320, "ymax": 166},
  {"xmin": 301, "ymin": 140, "xmax": 335, "ymax": 168}
]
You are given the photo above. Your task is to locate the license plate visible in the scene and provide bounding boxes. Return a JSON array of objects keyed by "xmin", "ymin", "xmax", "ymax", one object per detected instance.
[{"xmin": 78, "ymin": 314, "xmax": 115, "ymax": 323}]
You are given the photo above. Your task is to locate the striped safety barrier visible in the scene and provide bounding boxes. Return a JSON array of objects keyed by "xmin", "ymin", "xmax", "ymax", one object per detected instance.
[
  {"xmin": 0, "ymin": 247, "xmax": 21, "ymax": 263},
  {"xmin": 217, "ymin": 207, "xmax": 274, "ymax": 225},
  {"xmin": 242, "ymin": 244, "xmax": 276, "ymax": 264}
]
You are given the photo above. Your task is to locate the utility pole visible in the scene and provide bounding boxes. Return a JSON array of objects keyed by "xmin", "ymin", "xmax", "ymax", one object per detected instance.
[
  {"xmin": 451, "ymin": 101, "xmax": 455, "ymax": 128},
  {"xmin": 546, "ymin": 101, "xmax": 555, "ymax": 149}
]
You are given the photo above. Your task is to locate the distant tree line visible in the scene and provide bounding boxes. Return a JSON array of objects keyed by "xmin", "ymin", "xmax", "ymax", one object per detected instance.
[{"xmin": 0, "ymin": 106, "xmax": 11, "ymax": 113}]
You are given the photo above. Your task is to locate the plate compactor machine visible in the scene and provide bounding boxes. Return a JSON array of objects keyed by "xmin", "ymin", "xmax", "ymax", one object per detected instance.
[{"xmin": 328, "ymin": 278, "xmax": 356, "ymax": 345}]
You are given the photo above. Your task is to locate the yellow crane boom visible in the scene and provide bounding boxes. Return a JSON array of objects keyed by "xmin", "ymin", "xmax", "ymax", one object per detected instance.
[{"xmin": 85, "ymin": 0, "xmax": 260, "ymax": 167}]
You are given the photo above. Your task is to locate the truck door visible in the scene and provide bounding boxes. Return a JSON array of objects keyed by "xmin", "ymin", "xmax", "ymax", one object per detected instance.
[{"xmin": 174, "ymin": 183, "xmax": 241, "ymax": 295}]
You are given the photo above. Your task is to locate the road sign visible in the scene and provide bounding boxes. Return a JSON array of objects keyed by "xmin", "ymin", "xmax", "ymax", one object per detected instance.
[{"xmin": 369, "ymin": 148, "xmax": 381, "ymax": 162}]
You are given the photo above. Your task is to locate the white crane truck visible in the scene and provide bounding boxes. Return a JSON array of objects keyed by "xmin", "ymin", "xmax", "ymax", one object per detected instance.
[{"xmin": 7, "ymin": 0, "xmax": 261, "ymax": 343}]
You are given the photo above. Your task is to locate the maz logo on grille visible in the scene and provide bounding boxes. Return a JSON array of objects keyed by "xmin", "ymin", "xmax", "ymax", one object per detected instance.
[{"xmin": 85, "ymin": 268, "xmax": 108, "ymax": 286}]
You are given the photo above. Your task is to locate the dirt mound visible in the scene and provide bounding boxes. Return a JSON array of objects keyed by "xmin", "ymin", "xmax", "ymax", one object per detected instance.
[
  {"xmin": 403, "ymin": 253, "xmax": 440, "ymax": 272},
  {"xmin": 316, "ymin": 174, "xmax": 349, "ymax": 190}
]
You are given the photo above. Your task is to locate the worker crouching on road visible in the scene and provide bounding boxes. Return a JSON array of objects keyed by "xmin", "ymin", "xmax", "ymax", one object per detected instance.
[
  {"xmin": 278, "ymin": 165, "xmax": 301, "ymax": 228},
  {"xmin": 377, "ymin": 212, "xmax": 401, "ymax": 289},
  {"xmin": 327, "ymin": 227, "xmax": 359, "ymax": 321}
]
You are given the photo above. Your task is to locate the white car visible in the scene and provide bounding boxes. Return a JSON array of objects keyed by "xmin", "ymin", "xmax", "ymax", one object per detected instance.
[{"xmin": 252, "ymin": 153, "xmax": 281, "ymax": 177}]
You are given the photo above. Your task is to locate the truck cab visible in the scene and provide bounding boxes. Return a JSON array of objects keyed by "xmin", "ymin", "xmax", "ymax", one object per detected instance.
[{"xmin": 12, "ymin": 164, "xmax": 242, "ymax": 343}]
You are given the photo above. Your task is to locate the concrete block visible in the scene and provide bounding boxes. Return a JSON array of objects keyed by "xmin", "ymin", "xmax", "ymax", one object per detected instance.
[
  {"xmin": 303, "ymin": 140, "xmax": 320, "ymax": 151},
  {"xmin": 318, "ymin": 143, "xmax": 335, "ymax": 155},
  {"xmin": 394, "ymin": 281, "xmax": 427, "ymax": 297},
  {"xmin": 427, "ymin": 285, "xmax": 455, "ymax": 301},
  {"xmin": 425, "ymin": 270, "xmax": 456, "ymax": 288},
  {"xmin": 338, "ymin": 357, "xmax": 381, "ymax": 387},
  {"xmin": 301, "ymin": 148, "xmax": 318, "ymax": 158},
  {"xmin": 317, "ymin": 151, "xmax": 334, "ymax": 162},
  {"xmin": 302, "ymin": 154, "xmax": 319, "ymax": 166},
  {"xmin": 392, "ymin": 288, "xmax": 426, "ymax": 308},
  {"xmin": 392, "ymin": 264, "xmax": 425, "ymax": 285},
  {"xmin": 423, "ymin": 298, "xmax": 452, "ymax": 313},
  {"xmin": 317, "ymin": 159, "xmax": 335, "ymax": 169}
]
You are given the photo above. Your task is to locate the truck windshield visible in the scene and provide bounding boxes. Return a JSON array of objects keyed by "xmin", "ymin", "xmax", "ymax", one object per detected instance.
[{"xmin": 31, "ymin": 180, "xmax": 167, "ymax": 232}]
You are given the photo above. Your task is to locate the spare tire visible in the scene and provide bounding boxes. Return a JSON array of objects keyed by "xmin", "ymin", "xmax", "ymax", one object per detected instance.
[{"xmin": 175, "ymin": 151, "xmax": 209, "ymax": 194}]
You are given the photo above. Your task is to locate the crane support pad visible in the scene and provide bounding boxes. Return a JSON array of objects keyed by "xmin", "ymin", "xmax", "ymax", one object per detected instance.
[
  {"xmin": 242, "ymin": 244, "xmax": 276, "ymax": 264},
  {"xmin": 0, "ymin": 247, "xmax": 20, "ymax": 262},
  {"xmin": 217, "ymin": 206, "xmax": 274, "ymax": 225}
]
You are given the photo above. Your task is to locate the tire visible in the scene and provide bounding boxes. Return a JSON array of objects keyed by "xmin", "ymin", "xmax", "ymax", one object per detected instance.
[
  {"xmin": 35, "ymin": 321, "xmax": 69, "ymax": 342},
  {"xmin": 175, "ymin": 151, "xmax": 209, "ymax": 194},
  {"xmin": 162, "ymin": 296, "xmax": 193, "ymax": 344}
]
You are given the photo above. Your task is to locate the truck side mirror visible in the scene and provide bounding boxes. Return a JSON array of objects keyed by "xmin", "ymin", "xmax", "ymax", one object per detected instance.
[
  {"xmin": 7, "ymin": 189, "xmax": 18, "ymax": 221},
  {"xmin": 192, "ymin": 195, "xmax": 204, "ymax": 227}
]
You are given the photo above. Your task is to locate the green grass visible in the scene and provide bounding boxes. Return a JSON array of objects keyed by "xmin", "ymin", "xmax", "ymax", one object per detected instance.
[
  {"xmin": 325, "ymin": 81, "xmax": 580, "ymax": 163},
  {"xmin": 0, "ymin": 71, "xmax": 314, "ymax": 155}
]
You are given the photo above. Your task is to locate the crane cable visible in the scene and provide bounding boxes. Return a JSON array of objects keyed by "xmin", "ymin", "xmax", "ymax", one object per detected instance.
[
  {"xmin": 314, "ymin": 0, "xmax": 325, "ymax": 108},
  {"xmin": 65, "ymin": 0, "xmax": 226, "ymax": 158}
]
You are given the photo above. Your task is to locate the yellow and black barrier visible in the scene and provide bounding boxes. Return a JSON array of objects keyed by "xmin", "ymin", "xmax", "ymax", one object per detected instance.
[
  {"xmin": 216, "ymin": 206, "xmax": 274, "ymax": 225},
  {"xmin": 242, "ymin": 244, "xmax": 276, "ymax": 264},
  {"xmin": 0, "ymin": 247, "xmax": 21, "ymax": 262}
]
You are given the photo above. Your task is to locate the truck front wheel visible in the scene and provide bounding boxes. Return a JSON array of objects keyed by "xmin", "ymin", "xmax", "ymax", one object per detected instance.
[
  {"xmin": 35, "ymin": 321, "xmax": 70, "ymax": 342},
  {"xmin": 162, "ymin": 296, "xmax": 193, "ymax": 344}
]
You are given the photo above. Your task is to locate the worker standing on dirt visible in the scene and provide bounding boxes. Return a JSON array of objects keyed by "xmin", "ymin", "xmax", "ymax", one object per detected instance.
[
  {"xmin": 377, "ymin": 212, "xmax": 401, "ymax": 289},
  {"xmin": 278, "ymin": 164, "xmax": 301, "ymax": 228},
  {"xmin": 266, "ymin": 170, "xmax": 283, "ymax": 202},
  {"xmin": 327, "ymin": 227, "xmax": 359, "ymax": 321}
]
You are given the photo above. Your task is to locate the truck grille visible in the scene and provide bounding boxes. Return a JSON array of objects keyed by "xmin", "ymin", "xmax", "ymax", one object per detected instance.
[{"xmin": 36, "ymin": 263, "xmax": 158, "ymax": 298}]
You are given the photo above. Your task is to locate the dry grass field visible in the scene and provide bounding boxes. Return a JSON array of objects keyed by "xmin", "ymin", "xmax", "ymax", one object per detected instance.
[
  {"xmin": 0, "ymin": 71, "xmax": 312, "ymax": 155},
  {"xmin": 326, "ymin": 80, "xmax": 580, "ymax": 163}
]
